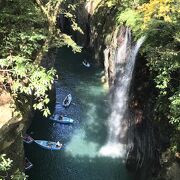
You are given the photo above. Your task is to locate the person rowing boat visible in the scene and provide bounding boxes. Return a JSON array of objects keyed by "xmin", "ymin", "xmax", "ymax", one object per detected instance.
[{"xmin": 56, "ymin": 141, "xmax": 62, "ymax": 148}]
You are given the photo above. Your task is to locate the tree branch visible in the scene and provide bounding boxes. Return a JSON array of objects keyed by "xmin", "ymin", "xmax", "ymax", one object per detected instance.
[
  {"xmin": 35, "ymin": 0, "xmax": 49, "ymax": 21},
  {"xmin": 54, "ymin": 1, "xmax": 62, "ymax": 19}
]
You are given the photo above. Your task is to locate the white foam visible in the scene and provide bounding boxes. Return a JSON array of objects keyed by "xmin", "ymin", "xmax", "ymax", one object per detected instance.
[
  {"xmin": 99, "ymin": 143, "xmax": 126, "ymax": 158},
  {"xmin": 100, "ymin": 29, "xmax": 145, "ymax": 159}
]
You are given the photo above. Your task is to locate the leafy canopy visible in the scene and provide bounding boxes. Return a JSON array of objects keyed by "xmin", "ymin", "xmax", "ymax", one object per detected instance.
[
  {"xmin": 0, "ymin": 0, "xmax": 82, "ymax": 116},
  {"xmin": 137, "ymin": 0, "xmax": 180, "ymax": 130},
  {"xmin": 0, "ymin": 0, "xmax": 56, "ymax": 116}
]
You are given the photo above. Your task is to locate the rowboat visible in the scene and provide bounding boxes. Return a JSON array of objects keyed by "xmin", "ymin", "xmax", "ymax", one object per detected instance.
[
  {"xmin": 34, "ymin": 140, "xmax": 63, "ymax": 150},
  {"xmin": 25, "ymin": 158, "xmax": 33, "ymax": 170},
  {"xmin": 62, "ymin": 94, "xmax": 72, "ymax": 107},
  {"xmin": 23, "ymin": 134, "xmax": 34, "ymax": 144},
  {"xmin": 82, "ymin": 60, "xmax": 90, "ymax": 67},
  {"xmin": 50, "ymin": 114, "xmax": 74, "ymax": 124}
]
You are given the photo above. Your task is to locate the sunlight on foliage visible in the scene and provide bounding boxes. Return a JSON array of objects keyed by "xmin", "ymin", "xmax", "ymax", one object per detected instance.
[
  {"xmin": 116, "ymin": 8, "xmax": 142, "ymax": 34},
  {"xmin": 60, "ymin": 34, "xmax": 82, "ymax": 52},
  {"xmin": 169, "ymin": 91, "xmax": 180, "ymax": 130},
  {"xmin": 138, "ymin": 0, "xmax": 179, "ymax": 29},
  {"xmin": 0, "ymin": 56, "xmax": 56, "ymax": 116},
  {"xmin": 0, "ymin": 154, "xmax": 27, "ymax": 180},
  {"xmin": 0, "ymin": 154, "xmax": 12, "ymax": 172},
  {"xmin": 0, "ymin": 0, "xmax": 83, "ymax": 116}
]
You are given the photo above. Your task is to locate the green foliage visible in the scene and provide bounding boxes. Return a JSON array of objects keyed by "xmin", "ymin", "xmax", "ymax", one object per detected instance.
[
  {"xmin": 0, "ymin": 154, "xmax": 27, "ymax": 180},
  {"xmin": 35, "ymin": 0, "xmax": 82, "ymax": 52},
  {"xmin": 116, "ymin": 8, "xmax": 142, "ymax": 34},
  {"xmin": 0, "ymin": 0, "xmax": 47, "ymax": 57},
  {"xmin": 137, "ymin": 0, "xmax": 180, "ymax": 29},
  {"xmin": 112, "ymin": 0, "xmax": 148, "ymax": 37},
  {"xmin": 0, "ymin": 154, "xmax": 12, "ymax": 172},
  {"xmin": 105, "ymin": 0, "xmax": 118, "ymax": 7},
  {"xmin": 0, "ymin": 0, "xmax": 55, "ymax": 116},
  {"xmin": 60, "ymin": 34, "xmax": 82, "ymax": 53},
  {"xmin": 63, "ymin": 4, "xmax": 84, "ymax": 34},
  {"xmin": 0, "ymin": 56, "xmax": 55, "ymax": 117},
  {"xmin": 169, "ymin": 91, "xmax": 180, "ymax": 130},
  {"xmin": 135, "ymin": 3, "xmax": 180, "ymax": 159},
  {"xmin": 138, "ymin": 3, "xmax": 180, "ymax": 130},
  {"xmin": 0, "ymin": 0, "xmax": 82, "ymax": 116},
  {"xmin": 10, "ymin": 170, "xmax": 27, "ymax": 180}
]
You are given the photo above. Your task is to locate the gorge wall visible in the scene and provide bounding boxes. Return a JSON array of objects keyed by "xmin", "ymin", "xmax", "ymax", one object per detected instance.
[
  {"xmin": 59, "ymin": 1, "xmax": 119, "ymax": 86},
  {"xmin": 0, "ymin": 89, "xmax": 33, "ymax": 173},
  {"xmin": 0, "ymin": 49, "xmax": 56, "ymax": 176},
  {"xmin": 1, "ymin": 1, "xmax": 179, "ymax": 179}
]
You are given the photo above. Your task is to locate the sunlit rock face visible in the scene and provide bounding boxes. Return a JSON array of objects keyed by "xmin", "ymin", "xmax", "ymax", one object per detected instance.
[
  {"xmin": 0, "ymin": 90, "xmax": 13, "ymax": 129},
  {"xmin": 0, "ymin": 89, "xmax": 32, "ymax": 173},
  {"xmin": 89, "ymin": 3, "xmax": 120, "ymax": 85},
  {"xmin": 90, "ymin": 5, "xmax": 118, "ymax": 66}
]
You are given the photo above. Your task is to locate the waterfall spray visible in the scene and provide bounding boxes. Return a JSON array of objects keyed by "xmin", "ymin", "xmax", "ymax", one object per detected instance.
[{"xmin": 99, "ymin": 28, "xmax": 145, "ymax": 158}]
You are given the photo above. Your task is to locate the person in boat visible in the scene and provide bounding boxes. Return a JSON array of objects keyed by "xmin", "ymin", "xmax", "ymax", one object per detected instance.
[
  {"xmin": 56, "ymin": 141, "xmax": 62, "ymax": 148},
  {"xmin": 59, "ymin": 115, "xmax": 63, "ymax": 120},
  {"xmin": 83, "ymin": 59, "xmax": 90, "ymax": 66},
  {"xmin": 64, "ymin": 97, "xmax": 69, "ymax": 105},
  {"xmin": 24, "ymin": 135, "xmax": 29, "ymax": 141},
  {"xmin": 24, "ymin": 135, "xmax": 33, "ymax": 142},
  {"xmin": 84, "ymin": 59, "xmax": 88, "ymax": 64}
]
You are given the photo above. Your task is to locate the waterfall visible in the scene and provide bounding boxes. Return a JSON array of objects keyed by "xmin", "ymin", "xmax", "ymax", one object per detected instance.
[{"xmin": 99, "ymin": 28, "xmax": 145, "ymax": 158}]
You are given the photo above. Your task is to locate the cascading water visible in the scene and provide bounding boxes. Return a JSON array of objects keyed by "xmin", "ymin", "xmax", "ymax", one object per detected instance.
[{"xmin": 99, "ymin": 28, "xmax": 145, "ymax": 158}]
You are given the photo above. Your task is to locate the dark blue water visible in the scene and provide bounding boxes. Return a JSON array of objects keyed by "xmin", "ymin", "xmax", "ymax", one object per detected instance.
[{"xmin": 25, "ymin": 48, "xmax": 133, "ymax": 180}]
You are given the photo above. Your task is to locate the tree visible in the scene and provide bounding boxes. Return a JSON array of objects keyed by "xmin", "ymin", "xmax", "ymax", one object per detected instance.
[
  {"xmin": 0, "ymin": 0, "xmax": 82, "ymax": 116},
  {"xmin": 35, "ymin": 0, "xmax": 82, "ymax": 63},
  {"xmin": 0, "ymin": 0, "xmax": 55, "ymax": 116}
]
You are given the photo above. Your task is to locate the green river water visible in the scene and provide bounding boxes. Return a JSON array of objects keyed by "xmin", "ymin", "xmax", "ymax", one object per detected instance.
[{"xmin": 25, "ymin": 48, "xmax": 134, "ymax": 180}]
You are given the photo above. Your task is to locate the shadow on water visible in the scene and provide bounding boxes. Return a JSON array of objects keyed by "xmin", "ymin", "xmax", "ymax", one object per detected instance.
[{"xmin": 25, "ymin": 47, "xmax": 134, "ymax": 180}]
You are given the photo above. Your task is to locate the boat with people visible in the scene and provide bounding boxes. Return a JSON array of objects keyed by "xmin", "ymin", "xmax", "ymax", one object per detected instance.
[
  {"xmin": 25, "ymin": 157, "xmax": 33, "ymax": 170},
  {"xmin": 62, "ymin": 94, "xmax": 72, "ymax": 107},
  {"xmin": 34, "ymin": 140, "xmax": 63, "ymax": 150},
  {"xmin": 82, "ymin": 59, "xmax": 90, "ymax": 68},
  {"xmin": 23, "ymin": 134, "xmax": 34, "ymax": 144},
  {"xmin": 50, "ymin": 114, "xmax": 74, "ymax": 124}
]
